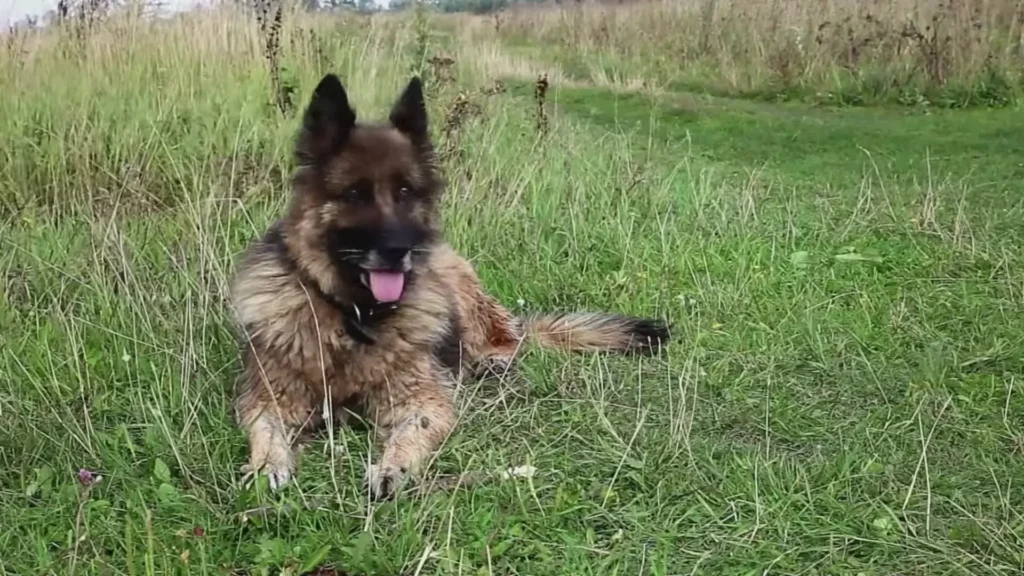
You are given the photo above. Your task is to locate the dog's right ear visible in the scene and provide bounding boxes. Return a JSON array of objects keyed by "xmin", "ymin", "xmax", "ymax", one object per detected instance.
[
  {"xmin": 295, "ymin": 74, "xmax": 356, "ymax": 165},
  {"xmin": 389, "ymin": 76, "xmax": 428, "ymax": 147}
]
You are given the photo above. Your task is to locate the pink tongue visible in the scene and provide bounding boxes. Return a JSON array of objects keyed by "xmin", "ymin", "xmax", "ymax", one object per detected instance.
[{"xmin": 368, "ymin": 271, "xmax": 405, "ymax": 302}]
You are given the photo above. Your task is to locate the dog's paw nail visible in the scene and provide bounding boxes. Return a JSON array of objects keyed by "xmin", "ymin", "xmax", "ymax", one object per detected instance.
[
  {"xmin": 268, "ymin": 467, "xmax": 291, "ymax": 491},
  {"xmin": 240, "ymin": 464, "xmax": 258, "ymax": 486},
  {"xmin": 366, "ymin": 464, "xmax": 404, "ymax": 501},
  {"xmin": 241, "ymin": 452, "xmax": 294, "ymax": 491}
]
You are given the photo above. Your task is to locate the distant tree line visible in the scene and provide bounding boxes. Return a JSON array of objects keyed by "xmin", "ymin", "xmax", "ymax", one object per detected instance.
[
  {"xmin": 382, "ymin": 0, "xmax": 508, "ymax": 13},
  {"xmin": 431, "ymin": 0, "xmax": 511, "ymax": 13},
  {"xmin": 295, "ymin": 0, "xmax": 599, "ymax": 15},
  {"xmin": 299, "ymin": 0, "xmax": 379, "ymax": 12},
  {"xmin": 386, "ymin": 0, "xmax": 567, "ymax": 15},
  {"xmin": 416, "ymin": 0, "xmax": 612, "ymax": 14}
]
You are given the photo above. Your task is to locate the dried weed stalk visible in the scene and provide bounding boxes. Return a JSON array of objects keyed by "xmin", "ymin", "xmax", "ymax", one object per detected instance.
[
  {"xmin": 253, "ymin": 0, "xmax": 294, "ymax": 115},
  {"xmin": 534, "ymin": 73, "xmax": 549, "ymax": 136}
]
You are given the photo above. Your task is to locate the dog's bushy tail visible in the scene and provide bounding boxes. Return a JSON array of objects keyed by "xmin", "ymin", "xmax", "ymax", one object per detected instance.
[{"xmin": 520, "ymin": 312, "xmax": 670, "ymax": 355}]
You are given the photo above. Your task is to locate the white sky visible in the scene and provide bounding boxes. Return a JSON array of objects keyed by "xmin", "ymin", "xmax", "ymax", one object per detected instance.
[
  {"xmin": 1, "ymin": 0, "xmax": 202, "ymax": 26},
  {"xmin": 1, "ymin": 0, "xmax": 390, "ymax": 27}
]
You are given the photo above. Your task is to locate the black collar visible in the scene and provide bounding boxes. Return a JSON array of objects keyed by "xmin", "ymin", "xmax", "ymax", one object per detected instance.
[
  {"xmin": 264, "ymin": 226, "xmax": 399, "ymax": 346},
  {"xmin": 339, "ymin": 297, "xmax": 399, "ymax": 346},
  {"xmin": 296, "ymin": 274, "xmax": 399, "ymax": 346}
]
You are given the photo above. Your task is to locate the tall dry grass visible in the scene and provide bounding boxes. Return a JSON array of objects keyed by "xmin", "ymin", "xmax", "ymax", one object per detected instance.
[
  {"xmin": 0, "ymin": 1, "xmax": 426, "ymax": 216},
  {"xmin": 497, "ymin": 0, "xmax": 1024, "ymax": 106}
]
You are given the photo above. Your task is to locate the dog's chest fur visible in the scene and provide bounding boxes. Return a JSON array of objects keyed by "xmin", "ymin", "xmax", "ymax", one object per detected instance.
[{"xmin": 230, "ymin": 232, "xmax": 460, "ymax": 402}]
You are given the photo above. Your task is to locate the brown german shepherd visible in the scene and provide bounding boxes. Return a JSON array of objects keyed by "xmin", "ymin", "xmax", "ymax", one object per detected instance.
[{"xmin": 229, "ymin": 74, "xmax": 669, "ymax": 499}]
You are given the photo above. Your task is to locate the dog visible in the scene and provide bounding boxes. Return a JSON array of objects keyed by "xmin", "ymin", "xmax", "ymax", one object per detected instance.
[{"xmin": 228, "ymin": 73, "xmax": 670, "ymax": 499}]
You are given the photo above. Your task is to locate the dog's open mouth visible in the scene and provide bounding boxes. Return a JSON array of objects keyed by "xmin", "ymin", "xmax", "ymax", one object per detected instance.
[{"xmin": 360, "ymin": 269, "xmax": 406, "ymax": 303}]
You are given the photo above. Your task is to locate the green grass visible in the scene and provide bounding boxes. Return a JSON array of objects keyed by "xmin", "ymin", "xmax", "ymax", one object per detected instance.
[
  {"xmin": 495, "ymin": 12, "xmax": 1024, "ymax": 110},
  {"xmin": 3, "ymin": 8, "xmax": 1024, "ymax": 575},
  {"xmin": 540, "ymin": 83, "xmax": 1024, "ymax": 217}
]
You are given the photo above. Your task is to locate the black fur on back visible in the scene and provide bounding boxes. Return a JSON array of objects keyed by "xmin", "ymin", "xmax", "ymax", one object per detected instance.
[{"xmin": 431, "ymin": 305, "xmax": 464, "ymax": 378}]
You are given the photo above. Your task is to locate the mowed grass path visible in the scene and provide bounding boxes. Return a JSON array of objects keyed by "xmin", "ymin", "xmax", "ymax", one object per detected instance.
[{"xmin": 3, "ymin": 11, "xmax": 1024, "ymax": 575}]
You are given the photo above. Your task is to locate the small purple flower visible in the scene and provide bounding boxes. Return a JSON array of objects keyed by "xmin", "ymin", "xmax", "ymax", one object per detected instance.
[{"xmin": 78, "ymin": 468, "xmax": 96, "ymax": 486}]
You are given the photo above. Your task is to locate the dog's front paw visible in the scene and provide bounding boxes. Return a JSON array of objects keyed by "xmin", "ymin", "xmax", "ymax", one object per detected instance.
[
  {"xmin": 365, "ymin": 463, "xmax": 407, "ymax": 501},
  {"xmin": 475, "ymin": 357, "xmax": 518, "ymax": 382},
  {"xmin": 241, "ymin": 445, "xmax": 295, "ymax": 491}
]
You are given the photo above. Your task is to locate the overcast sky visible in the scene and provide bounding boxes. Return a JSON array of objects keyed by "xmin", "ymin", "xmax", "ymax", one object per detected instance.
[
  {"xmin": 1, "ymin": 0, "xmax": 201, "ymax": 26},
  {"xmin": 1, "ymin": 0, "xmax": 390, "ymax": 27}
]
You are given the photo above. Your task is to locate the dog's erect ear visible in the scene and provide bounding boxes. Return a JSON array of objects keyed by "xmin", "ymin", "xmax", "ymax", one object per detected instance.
[
  {"xmin": 389, "ymin": 77, "xmax": 428, "ymax": 145},
  {"xmin": 296, "ymin": 73, "xmax": 356, "ymax": 165}
]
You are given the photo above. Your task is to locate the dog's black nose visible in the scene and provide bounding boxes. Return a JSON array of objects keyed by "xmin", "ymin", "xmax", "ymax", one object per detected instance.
[{"xmin": 378, "ymin": 247, "xmax": 410, "ymax": 265}]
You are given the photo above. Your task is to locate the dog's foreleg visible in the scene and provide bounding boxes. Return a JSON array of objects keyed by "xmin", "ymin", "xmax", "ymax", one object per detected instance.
[
  {"xmin": 364, "ymin": 373, "xmax": 455, "ymax": 500},
  {"xmin": 239, "ymin": 407, "xmax": 298, "ymax": 490}
]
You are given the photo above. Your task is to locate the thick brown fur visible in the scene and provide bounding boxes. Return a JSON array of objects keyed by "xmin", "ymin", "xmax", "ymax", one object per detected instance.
[{"xmin": 228, "ymin": 74, "xmax": 670, "ymax": 499}]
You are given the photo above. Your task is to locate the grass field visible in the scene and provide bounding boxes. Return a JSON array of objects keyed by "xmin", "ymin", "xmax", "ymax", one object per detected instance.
[{"xmin": 2, "ymin": 1, "xmax": 1024, "ymax": 574}]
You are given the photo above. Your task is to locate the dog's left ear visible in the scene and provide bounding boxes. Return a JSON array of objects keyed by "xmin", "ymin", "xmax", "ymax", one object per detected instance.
[{"xmin": 389, "ymin": 77, "xmax": 429, "ymax": 146}]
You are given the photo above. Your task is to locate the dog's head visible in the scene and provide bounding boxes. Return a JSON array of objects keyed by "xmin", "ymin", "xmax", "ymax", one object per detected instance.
[{"xmin": 285, "ymin": 74, "xmax": 442, "ymax": 305}]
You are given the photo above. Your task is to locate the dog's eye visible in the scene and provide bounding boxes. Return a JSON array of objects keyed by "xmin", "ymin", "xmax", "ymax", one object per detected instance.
[
  {"xmin": 396, "ymin": 185, "xmax": 421, "ymax": 203},
  {"xmin": 340, "ymin": 180, "xmax": 372, "ymax": 204},
  {"xmin": 342, "ymin": 188, "xmax": 364, "ymax": 203}
]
